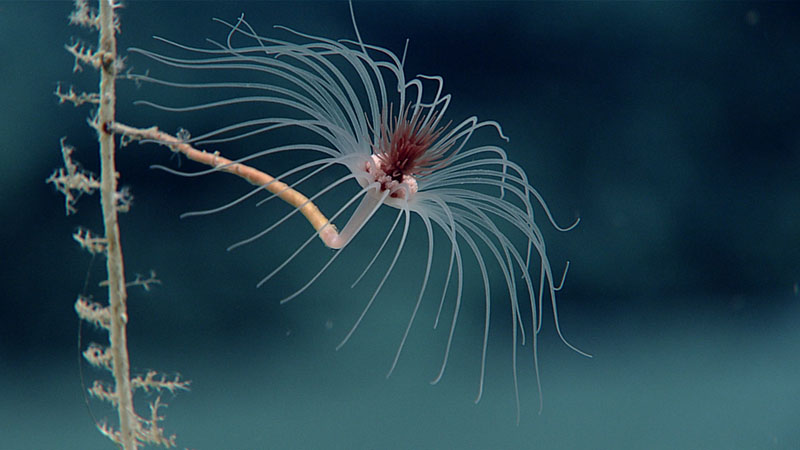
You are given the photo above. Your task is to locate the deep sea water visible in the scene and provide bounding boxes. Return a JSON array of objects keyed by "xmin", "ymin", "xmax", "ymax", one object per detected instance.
[{"xmin": 1, "ymin": 2, "xmax": 798, "ymax": 449}]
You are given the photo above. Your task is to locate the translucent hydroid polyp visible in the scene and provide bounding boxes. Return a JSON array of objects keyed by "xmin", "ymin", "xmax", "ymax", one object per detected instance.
[{"xmin": 131, "ymin": 5, "xmax": 588, "ymax": 420}]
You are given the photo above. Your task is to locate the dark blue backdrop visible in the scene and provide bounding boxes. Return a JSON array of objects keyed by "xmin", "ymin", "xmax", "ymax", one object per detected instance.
[{"xmin": 1, "ymin": 2, "xmax": 798, "ymax": 449}]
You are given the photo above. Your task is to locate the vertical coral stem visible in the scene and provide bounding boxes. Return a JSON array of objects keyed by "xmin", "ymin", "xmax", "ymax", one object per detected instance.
[{"xmin": 97, "ymin": 1, "xmax": 136, "ymax": 448}]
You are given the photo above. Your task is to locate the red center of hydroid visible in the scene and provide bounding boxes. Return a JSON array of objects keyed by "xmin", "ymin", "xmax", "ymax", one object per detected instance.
[{"xmin": 373, "ymin": 105, "xmax": 452, "ymax": 182}]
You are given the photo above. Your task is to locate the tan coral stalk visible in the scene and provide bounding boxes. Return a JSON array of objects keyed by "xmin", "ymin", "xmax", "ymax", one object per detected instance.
[
  {"xmin": 96, "ymin": 0, "xmax": 136, "ymax": 448},
  {"xmin": 109, "ymin": 122, "xmax": 341, "ymax": 248}
]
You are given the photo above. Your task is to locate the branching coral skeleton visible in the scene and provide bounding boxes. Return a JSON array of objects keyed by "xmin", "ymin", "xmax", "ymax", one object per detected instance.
[
  {"xmin": 118, "ymin": 3, "xmax": 590, "ymax": 421},
  {"xmin": 50, "ymin": 1, "xmax": 188, "ymax": 448}
]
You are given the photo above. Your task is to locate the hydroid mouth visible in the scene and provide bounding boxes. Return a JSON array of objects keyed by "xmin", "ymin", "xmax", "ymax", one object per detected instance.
[
  {"xmin": 365, "ymin": 154, "xmax": 418, "ymax": 200},
  {"xmin": 373, "ymin": 103, "xmax": 454, "ymax": 180}
]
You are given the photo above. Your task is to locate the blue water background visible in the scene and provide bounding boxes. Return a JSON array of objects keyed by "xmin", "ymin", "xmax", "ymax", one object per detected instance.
[{"xmin": 1, "ymin": 2, "xmax": 798, "ymax": 449}]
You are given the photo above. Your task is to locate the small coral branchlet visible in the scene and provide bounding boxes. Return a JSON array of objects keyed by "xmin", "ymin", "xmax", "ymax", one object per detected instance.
[
  {"xmin": 132, "ymin": 371, "xmax": 190, "ymax": 395},
  {"xmin": 69, "ymin": 0, "xmax": 122, "ymax": 33},
  {"xmin": 69, "ymin": 0, "xmax": 100, "ymax": 30},
  {"xmin": 65, "ymin": 40, "xmax": 101, "ymax": 73},
  {"xmin": 114, "ymin": 185, "xmax": 133, "ymax": 213},
  {"xmin": 64, "ymin": 38, "xmax": 124, "ymax": 74},
  {"xmin": 136, "ymin": 397, "xmax": 179, "ymax": 448},
  {"xmin": 88, "ymin": 379, "xmax": 119, "ymax": 405},
  {"xmin": 83, "ymin": 343, "xmax": 113, "ymax": 370},
  {"xmin": 98, "ymin": 270, "xmax": 160, "ymax": 290},
  {"xmin": 96, "ymin": 396, "xmax": 182, "ymax": 448},
  {"xmin": 55, "ymin": 84, "xmax": 100, "ymax": 107},
  {"xmin": 96, "ymin": 420, "xmax": 121, "ymax": 444},
  {"xmin": 126, "ymin": 270, "xmax": 160, "ymax": 291},
  {"xmin": 47, "ymin": 138, "xmax": 100, "ymax": 215},
  {"xmin": 73, "ymin": 227, "xmax": 108, "ymax": 254},
  {"xmin": 75, "ymin": 296, "xmax": 112, "ymax": 330}
]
